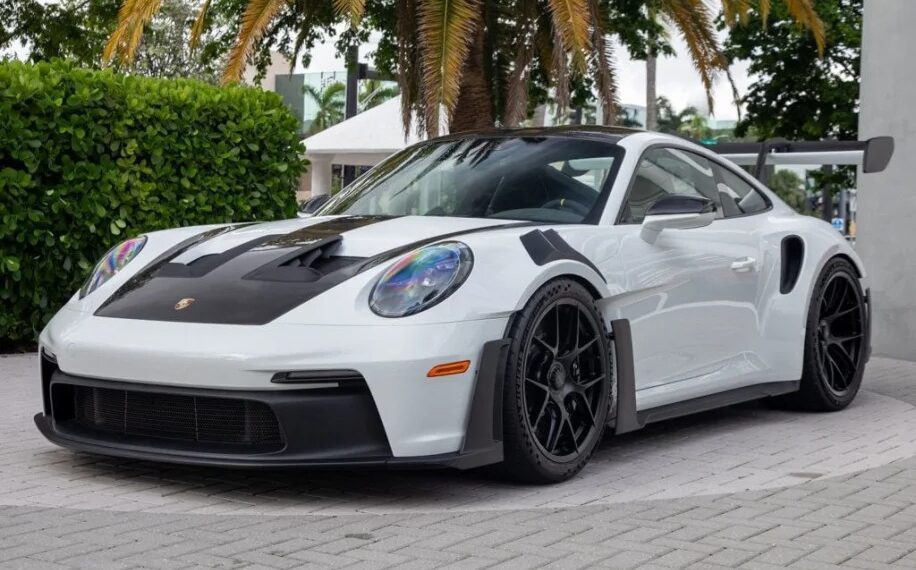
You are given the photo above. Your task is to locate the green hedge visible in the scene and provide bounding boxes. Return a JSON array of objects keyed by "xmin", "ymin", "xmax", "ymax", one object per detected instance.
[{"xmin": 0, "ymin": 61, "xmax": 306, "ymax": 346}]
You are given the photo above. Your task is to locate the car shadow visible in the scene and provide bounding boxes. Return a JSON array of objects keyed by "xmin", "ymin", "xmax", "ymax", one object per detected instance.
[{"xmin": 32, "ymin": 397, "xmax": 809, "ymax": 514}]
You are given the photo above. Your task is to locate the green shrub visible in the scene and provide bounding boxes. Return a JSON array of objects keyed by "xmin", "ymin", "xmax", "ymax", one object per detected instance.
[{"xmin": 0, "ymin": 60, "xmax": 306, "ymax": 345}]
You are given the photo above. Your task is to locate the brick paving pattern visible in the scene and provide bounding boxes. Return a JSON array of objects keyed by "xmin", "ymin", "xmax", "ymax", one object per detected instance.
[{"xmin": 3, "ymin": 353, "xmax": 916, "ymax": 568}]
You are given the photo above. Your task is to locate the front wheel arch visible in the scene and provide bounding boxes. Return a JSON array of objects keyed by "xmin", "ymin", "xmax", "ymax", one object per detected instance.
[
  {"xmin": 509, "ymin": 261, "xmax": 611, "ymax": 314},
  {"xmin": 500, "ymin": 277, "xmax": 613, "ymax": 483}
]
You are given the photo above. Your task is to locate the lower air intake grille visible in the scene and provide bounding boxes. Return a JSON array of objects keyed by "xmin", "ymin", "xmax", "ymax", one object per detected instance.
[{"xmin": 65, "ymin": 385, "xmax": 282, "ymax": 451}]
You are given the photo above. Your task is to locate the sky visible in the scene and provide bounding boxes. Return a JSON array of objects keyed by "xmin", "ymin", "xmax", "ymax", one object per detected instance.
[{"xmin": 296, "ymin": 32, "xmax": 752, "ymax": 121}]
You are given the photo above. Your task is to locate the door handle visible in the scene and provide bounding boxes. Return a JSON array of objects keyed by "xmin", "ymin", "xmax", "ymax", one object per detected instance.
[{"xmin": 731, "ymin": 257, "xmax": 756, "ymax": 272}]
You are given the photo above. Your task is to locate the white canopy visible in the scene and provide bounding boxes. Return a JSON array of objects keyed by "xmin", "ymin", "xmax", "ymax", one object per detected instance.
[{"xmin": 302, "ymin": 96, "xmax": 444, "ymax": 195}]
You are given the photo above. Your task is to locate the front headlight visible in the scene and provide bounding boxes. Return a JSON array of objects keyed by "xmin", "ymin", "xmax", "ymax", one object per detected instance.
[
  {"xmin": 370, "ymin": 242, "xmax": 473, "ymax": 317},
  {"xmin": 79, "ymin": 236, "xmax": 147, "ymax": 298}
]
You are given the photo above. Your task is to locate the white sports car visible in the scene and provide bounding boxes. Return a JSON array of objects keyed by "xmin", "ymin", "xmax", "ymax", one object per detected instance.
[{"xmin": 35, "ymin": 127, "xmax": 894, "ymax": 483}]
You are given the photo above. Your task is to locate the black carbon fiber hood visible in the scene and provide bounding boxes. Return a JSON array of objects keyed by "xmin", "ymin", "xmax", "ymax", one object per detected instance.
[{"xmin": 95, "ymin": 216, "xmax": 533, "ymax": 325}]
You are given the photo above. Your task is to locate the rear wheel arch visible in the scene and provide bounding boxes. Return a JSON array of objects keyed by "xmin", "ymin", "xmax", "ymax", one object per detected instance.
[
  {"xmin": 833, "ymin": 253, "xmax": 864, "ymax": 278},
  {"xmin": 801, "ymin": 250, "xmax": 866, "ymax": 324}
]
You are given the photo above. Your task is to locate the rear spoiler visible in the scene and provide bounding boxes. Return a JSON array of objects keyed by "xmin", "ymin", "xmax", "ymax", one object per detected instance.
[{"xmin": 704, "ymin": 137, "xmax": 895, "ymax": 182}]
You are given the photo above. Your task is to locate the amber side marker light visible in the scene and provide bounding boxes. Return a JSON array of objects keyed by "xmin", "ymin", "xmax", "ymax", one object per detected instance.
[{"xmin": 427, "ymin": 360, "xmax": 471, "ymax": 378}]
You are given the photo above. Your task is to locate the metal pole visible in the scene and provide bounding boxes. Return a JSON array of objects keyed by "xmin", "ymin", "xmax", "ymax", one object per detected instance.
[{"xmin": 821, "ymin": 164, "xmax": 834, "ymax": 222}]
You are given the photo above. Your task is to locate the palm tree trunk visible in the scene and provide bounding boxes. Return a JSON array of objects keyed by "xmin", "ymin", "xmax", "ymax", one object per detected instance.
[
  {"xmin": 450, "ymin": 21, "xmax": 494, "ymax": 133},
  {"xmin": 645, "ymin": 52, "xmax": 658, "ymax": 131}
]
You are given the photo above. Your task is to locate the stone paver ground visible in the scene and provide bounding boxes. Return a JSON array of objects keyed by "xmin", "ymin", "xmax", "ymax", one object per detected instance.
[{"xmin": 3, "ymin": 353, "xmax": 916, "ymax": 568}]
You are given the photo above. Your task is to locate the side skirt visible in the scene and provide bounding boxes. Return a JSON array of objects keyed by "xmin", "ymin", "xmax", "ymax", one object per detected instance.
[
  {"xmin": 610, "ymin": 317, "xmax": 800, "ymax": 433},
  {"xmin": 636, "ymin": 381, "xmax": 800, "ymax": 426}
]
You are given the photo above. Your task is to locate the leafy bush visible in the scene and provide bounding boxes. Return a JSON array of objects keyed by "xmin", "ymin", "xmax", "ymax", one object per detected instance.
[{"xmin": 0, "ymin": 60, "xmax": 305, "ymax": 346}]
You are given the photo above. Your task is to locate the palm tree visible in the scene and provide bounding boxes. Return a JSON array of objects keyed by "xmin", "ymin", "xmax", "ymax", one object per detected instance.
[
  {"xmin": 681, "ymin": 113, "xmax": 712, "ymax": 140},
  {"xmin": 304, "ymin": 81, "xmax": 345, "ymax": 134},
  {"xmin": 358, "ymin": 79, "xmax": 399, "ymax": 112},
  {"xmin": 655, "ymin": 96, "xmax": 698, "ymax": 134},
  {"xmin": 103, "ymin": 0, "xmax": 823, "ymax": 137},
  {"xmin": 103, "ymin": 0, "xmax": 702, "ymax": 134},
  {"xmin": 642, "ymin": 0, "xmax": 825, "ymax": 132}
]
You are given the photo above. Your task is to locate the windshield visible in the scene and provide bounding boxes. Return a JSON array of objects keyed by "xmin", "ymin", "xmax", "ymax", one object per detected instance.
[{"xmin": 320, "ymin": 136, "xmax": 624, "ymax": 224}]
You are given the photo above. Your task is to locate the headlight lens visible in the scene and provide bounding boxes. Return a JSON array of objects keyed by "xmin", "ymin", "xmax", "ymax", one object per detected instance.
[
  {"xmin": 79, "ymin": 236, "xmax": 147, "ymax": 298},
  {"xmin": 370, "ymin": 242, "xmax": 473, "ymax": 317}
]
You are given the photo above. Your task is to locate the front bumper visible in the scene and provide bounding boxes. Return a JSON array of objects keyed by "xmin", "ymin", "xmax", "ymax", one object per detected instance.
[
  {"xmin": 40, "ymin": 309, "xmax": 510, "ymax": 458},
  {"xmin": 35, "ymin": 333, "xmax": 510, "ymax": 470}
]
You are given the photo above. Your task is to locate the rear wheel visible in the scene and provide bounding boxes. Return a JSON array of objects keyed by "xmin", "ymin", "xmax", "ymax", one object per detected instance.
[
  {"xmin": 501, "ymin": 279, "xmax": 612, "ymax": 483},
  {"xmin": 784, "ymin": 258, "xmax": 867, "ymax": 411}
]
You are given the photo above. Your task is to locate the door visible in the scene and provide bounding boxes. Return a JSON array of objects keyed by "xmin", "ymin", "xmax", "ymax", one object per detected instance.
[{"xmin": 610, "ymin": 147, "xmax": 766, "ymax": 403}]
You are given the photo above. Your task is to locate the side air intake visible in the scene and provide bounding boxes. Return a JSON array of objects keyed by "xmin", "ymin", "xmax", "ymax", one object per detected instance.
[{"xmin": 780, "ymin": 235, "xmax": 805, "ymax": 294}]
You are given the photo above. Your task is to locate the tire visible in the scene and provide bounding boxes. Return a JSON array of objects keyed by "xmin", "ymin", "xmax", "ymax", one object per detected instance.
[
  {"xmin": 501, "ymin": 278, "xmax": 612, "ymax": 483},
  {"xmin": 783, "ymin": 257, "xmax": 868, "ymax": 411}
]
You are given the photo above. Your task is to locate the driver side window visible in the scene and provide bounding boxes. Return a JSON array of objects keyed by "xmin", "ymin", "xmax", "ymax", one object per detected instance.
[{"xmin": 619, "ymin": 147, "xmax": 722, "ymax": 224}]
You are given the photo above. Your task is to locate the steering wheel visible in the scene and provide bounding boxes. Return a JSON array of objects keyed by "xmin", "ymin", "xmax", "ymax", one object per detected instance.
[{"xmin": 542, "ymin": 198, "xmax": 590, "ymax": 216}]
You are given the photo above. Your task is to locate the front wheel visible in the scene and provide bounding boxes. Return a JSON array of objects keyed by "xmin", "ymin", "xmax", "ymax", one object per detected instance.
[
  {"xmin": 784, "ymin": 257, "xmax": 868, "ymax": 411},
  {"xmin": 501, "ymin": 279, "xmax": 612, "ymax": 483}
]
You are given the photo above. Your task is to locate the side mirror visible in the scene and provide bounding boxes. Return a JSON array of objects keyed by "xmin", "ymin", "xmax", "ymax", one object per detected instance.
[{"xmin": 640, "ymin": 195, "xmax": 716, "ymax": 244}]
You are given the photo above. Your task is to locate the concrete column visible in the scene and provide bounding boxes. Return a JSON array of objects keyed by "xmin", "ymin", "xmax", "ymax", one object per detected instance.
[
  {"xmin": 857, "ymin": 0, "xmax": 916, "ymax": 359},
  {"xmin": 308, "ymin": 155, "xmax": 333, "ymax": 196}
]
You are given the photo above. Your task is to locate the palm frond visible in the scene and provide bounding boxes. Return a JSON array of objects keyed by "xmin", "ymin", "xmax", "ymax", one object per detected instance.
[
  {"xmin": 759, "ymin": 0, "xmax": 771, "ymax": 24},
  {"xmin": 321, "ymin": 81, "xmax": 347, "ymax": 105},
  {"xmin": 659, "ymin": 0, "xmax": 724, "ymax": 114},
  {"xmin": 103, "ymin": 0, "xmax": 163, "ymax": 65},
  {"xmin": 552, "ymin": 25, "xmax": 571, "ymax": 117},
  {"xmin": 359, "ymin": 80, "xmax": 400, "ymax": 111},
  {"xmin": 125, "ymin": 0, "xmax": 165, "ymax": 62},
  {"xmin": 720, "ymin": 0, "xmax": 751, "ymax": 26},
  {"xmin": 223, "ymin": 0, "xmax": 288, "ymax": 83},
  {"xmin": 303, "ymin": 84, "xmax": 323, "ymax": 103},
  {"xmin": 783, "ymin": 0, "xmax": 825, "ymax": 54},
  {"xmin": 588, "ymin": 0, "xmax": 617, "ymax": 125},
  {"xmin": 102, "ymin": 0, "xmax": 134, "ymax": 63},
  {"xmin": 396, "ymin": 0, "xmax": 421, "ymax": 136},
  {"xmin": 189, "ymin": 0, "xmax": 212, "ymax": 52},
  {"xmin": 417, "ymin": 0, "xmax": 482, "ymax": 135},
  {"xmin": 721, "ymin": 0, "xmax": 825, "ymax": 55},
  {"xmin": 546, "ymin": 0, "xmax": 591, "ymax": 71},
  {"xmin": 332, "ymin": 0, "xmax": 366, "ymax": 27}
]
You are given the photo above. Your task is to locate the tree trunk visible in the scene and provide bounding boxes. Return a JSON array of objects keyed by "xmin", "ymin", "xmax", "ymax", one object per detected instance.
[
  {"xmin": 450, "ymin": 21, "xmax": 494, "ymax": 133},
  {"xmin": 645, "ymin": 53, "xmax": 658, "ymax": 131}
]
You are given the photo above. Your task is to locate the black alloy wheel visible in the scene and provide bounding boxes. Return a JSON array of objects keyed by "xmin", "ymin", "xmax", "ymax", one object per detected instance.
[
  {"xmin": 502, "ymin": 279, "xmax": 612, "ymax": 483},
  {"xmin": 813, "ymin": 271, "xmax": 866, "ymax": 398},
  {"xmin": 523, "ymin": 299, "xmax": 607, "ymax": 461},
  {"xmin": 781, "ymin": 257, "xmax": 867, "ymax": 411}
]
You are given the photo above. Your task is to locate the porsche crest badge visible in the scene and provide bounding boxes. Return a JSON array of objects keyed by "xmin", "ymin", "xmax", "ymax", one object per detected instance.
[{"xmin": 174, "ymin": 298, "xmax": 196, "ymax": 311}]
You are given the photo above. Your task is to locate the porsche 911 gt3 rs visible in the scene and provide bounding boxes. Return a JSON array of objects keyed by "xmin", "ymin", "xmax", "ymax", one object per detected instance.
[{"xmin": 35, "ymin": 127, "xmax": 894, "ymax": 483}]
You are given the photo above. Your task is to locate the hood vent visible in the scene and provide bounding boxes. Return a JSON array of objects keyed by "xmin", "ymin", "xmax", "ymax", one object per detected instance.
[
  {"xmin": 243, "ymin": 235, "xmax": 364, "ymax": 283},
  {"xmin": 157, "ymin": 235, "xmax": 280, "ymax": 278}
]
